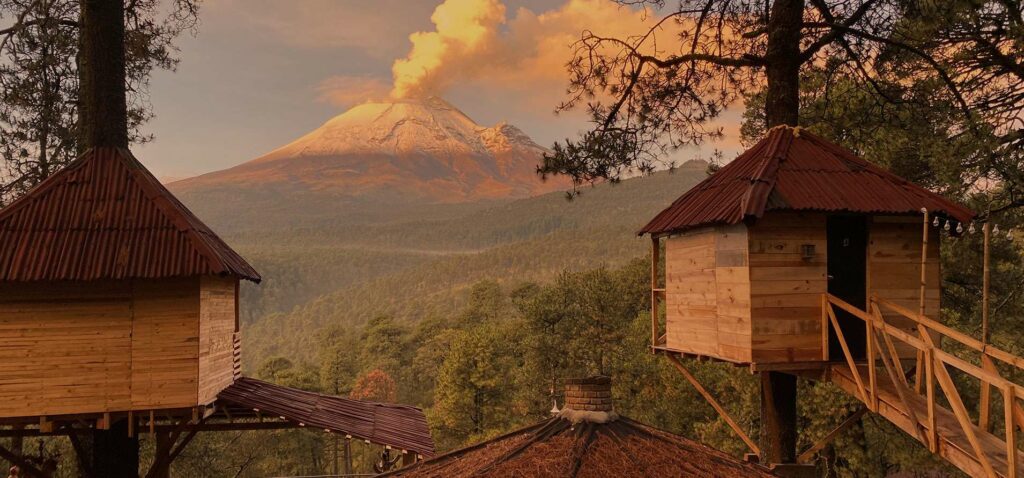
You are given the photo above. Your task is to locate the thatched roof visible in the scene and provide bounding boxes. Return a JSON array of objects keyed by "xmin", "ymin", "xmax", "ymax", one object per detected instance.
[{"xmin": 378, "ymin": 414, "xmax": 774, "ymax": 477}]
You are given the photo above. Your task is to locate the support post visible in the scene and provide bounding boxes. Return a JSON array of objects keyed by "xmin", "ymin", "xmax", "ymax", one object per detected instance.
[
  {"xmin": 651, "ymin": 235, "xmax": 660, "ymax": 350},
  {"xmin": 344, "ymin": 437, "xmax": 353, "ymax": 475},
  {"xmin": 761, "ymin": 372, "xmax": 798, "ymax": 464},
  {"xmin": 1005, "ymin": 382, "xmax": 1017, "ymax": 478},
  {"xmin": 916, "ymin": 209, "xmax": 929, "ymax": 394},
  {"xmin": 980, "ymin": 221, "xmax": 993, "ymax": 432},
  {"xmin": 91, "ymin": 418, "xmax": 139, "ymax": 478}
]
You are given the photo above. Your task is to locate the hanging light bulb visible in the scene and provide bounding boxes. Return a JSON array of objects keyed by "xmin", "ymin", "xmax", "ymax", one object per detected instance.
[
  {"xmin": 957, "ymin": 223, "xmax": 964, "ymax": 234},
  {"xmin": 933, "ymin": 216, "xmax": 940, "ymax": 227}
]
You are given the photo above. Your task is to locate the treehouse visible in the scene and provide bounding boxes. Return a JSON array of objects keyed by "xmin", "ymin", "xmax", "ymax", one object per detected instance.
[
  {"xmin": 642, "ymin": 126, "xmax": 975, "ymax": 369},
  {"xmin": 0, "ymin": 147, "xmax": 434, "ymax": 477},
  {"xmin": 0, "ymin": 147, "xmax": 261, "ymax": 417}
]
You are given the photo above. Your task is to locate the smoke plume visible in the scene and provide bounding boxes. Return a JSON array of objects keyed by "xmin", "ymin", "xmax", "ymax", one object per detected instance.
[{"xmin": 391, "ymin": 0, "xmax": 506, "ymax": 98}]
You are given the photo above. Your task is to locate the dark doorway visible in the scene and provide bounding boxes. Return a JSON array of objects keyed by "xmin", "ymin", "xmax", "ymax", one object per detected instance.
[{"xmin": 826, "ymin": 216, "xmax": 868, "ymax": 361}]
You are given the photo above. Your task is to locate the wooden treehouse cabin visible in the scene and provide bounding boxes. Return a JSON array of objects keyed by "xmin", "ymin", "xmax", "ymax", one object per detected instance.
[
  {"xmin": 644, "ymin": 126, "xmax": 1024, "ymax": 478},
  {"xmin": 0, "ymin": 147, "xmax": 433, "ymax": 477}
]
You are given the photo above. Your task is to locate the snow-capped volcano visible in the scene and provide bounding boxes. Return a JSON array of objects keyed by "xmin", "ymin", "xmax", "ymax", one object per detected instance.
[{"xmin": 171, "ymin": 97, "xmax": 564, "ymax": 203}]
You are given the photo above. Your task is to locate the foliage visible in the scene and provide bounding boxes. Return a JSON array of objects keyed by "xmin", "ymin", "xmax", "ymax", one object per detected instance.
[
  {"xmin": 349, "ymin": 369, "xmax": 398, "ymax": 402},
  {"xmin": 0, "ymin": 0, "xmax": 200, "ymax": 204}
]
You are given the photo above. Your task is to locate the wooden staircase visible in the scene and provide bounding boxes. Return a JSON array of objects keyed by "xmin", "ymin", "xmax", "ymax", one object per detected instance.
[{"xmin": 822, "ymin": 294, "xmax": 1024, "ymax": 478}]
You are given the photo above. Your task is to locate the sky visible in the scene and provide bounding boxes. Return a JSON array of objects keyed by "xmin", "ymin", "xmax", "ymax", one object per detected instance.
[{"xmin": 136, "ymin": 0, "xmax": 743, "ymax": 181}]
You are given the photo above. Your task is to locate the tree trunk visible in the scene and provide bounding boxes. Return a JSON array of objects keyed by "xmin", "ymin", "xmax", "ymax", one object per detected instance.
[
  {"xmin": 91, "ymin": 419, "xmax": 139, "ymax": 478},
  {"xmin": 759, "ymin": 0, "xmax": 804, "ymax": 465},
  {"xmin": 79, "ymin": 1, "xmax": 136, "ymax": 475},
  {"xmin": 764, "ymin": 0, "xmax": 803, "ymax": 128},
  {"xmin": 78, "ymin": 0, "xmax": 128, "ymax": 149}
]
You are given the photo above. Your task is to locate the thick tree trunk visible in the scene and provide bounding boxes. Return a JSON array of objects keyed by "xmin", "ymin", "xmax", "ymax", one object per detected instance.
[
  {"xmin": 759, "ymin": 0, "xmax": 804, "ymax": 465},
  {"xmin": 91, "ymin": 419, "xmax": 139, "ymax": 478},
  {"xmin": 78, "ymin": 0, "xmax": 128, "ymax": 149},
  {"xmin": 79, "ymin": 1, "xmax": 137, "ymax": 473},
  {"xmin": 760, "ymin": 372, "xmax": 798, "ymax": 463},
  {"xmin": 764, "ymin": 0, "xmax": 803, "ymax": 128}
]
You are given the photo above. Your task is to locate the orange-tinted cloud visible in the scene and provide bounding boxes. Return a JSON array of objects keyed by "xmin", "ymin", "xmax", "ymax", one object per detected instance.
[{"xmin": 390, "ymin": 0, "xmax": 661, "ymax": 100}]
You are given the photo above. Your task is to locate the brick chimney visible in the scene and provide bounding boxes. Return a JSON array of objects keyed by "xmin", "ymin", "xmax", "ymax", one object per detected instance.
[{"xmin": 562, "ymin": 376, "xmax": 613, "ymax": 412}]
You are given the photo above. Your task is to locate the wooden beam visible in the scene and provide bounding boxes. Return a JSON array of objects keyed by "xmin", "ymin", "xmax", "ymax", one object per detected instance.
[
  {"xmin": 797, "ymin": 406, "xmax": 868, "ymax": 464},
  {"xmin": 828, "ymin": 306, "xmax": 868, "ymax": 403},
  {"xmin": 151, "ymin": 421, "xmax": 295, "ymax": 433},
  {"xmin": 66, "ymin": 427, "xmax": 93, "ymax": 478},
  {"xmin": 665, "ymin": 354, "xmax": 761, "ymax": 457},
  {"xmin": 928, "ymin": 344, "xmax": 997, "ymax": 477},
  {"xmin": 980, "ymin": 355, "xmax": 996, "ymax": 432},
  {"xmin": 926, "ymin": 348, "xmax": 938, "ymax": 453},
  {"xmin": 871, "ymin": 327, "xmax": 926, "ymax": 444},
  {"xmin": 867, "ymin": 318, "xmax": 878, "ymax": 411},
  {"xmin": 0, "ymin": 442, "xmax": 48, "ymax": 478},
  {"xmin": 917, "ymin": 209, "xmax": 930, "ymax": 394},
  {"xmin": 980, "ymin": 221, "xmax": 993, "ymax": 431},
  {"xmin": 821, "ymin": 294, "xmax": 829, "ymax": 361},
  {"xmin": 1005, "ymin": 382, "xmax": 1017, "ymax": 478},
  {"xmin": 651, "ymin": 235, "xmax": 660, "ymax": 350}
]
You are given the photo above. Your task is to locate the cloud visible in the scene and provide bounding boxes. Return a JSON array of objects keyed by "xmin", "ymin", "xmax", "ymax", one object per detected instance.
[
  {"xmin": 317, "ymin": 76, "xmax": 391, "ymax": 108},
  {"xmin": 389, "ymin": 0, "xmax": 665, "ymax": 102},
  {"xmin": 391, "ymin": 0, "xmax": 507, "ymax": 98}
]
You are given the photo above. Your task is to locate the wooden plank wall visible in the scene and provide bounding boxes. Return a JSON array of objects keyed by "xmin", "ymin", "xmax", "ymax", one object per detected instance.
[
  {"xmin": 0, "ymin": 278, "xmax": 203, "ymax": 418},
  {"xmin": 198, "ymin": 276, "xmax": 238, "ymax": 405},
  {"xmin": 868, "ymin": 216, "xmax": 941, "ymax": 358},
  {"xmin": 664, "ymin": 224, "xmax": 751, "ymax": 363},
  {"xmin": 748, "ymin": 212, "xmax": 828, "ymax": 363},
  {"xmin": 131, "ymin": 278, "xmax": 201, "ymax": 409},
  {"xmin": 0, "ymin": 282, "xmax": 133, "ymax": 417}
]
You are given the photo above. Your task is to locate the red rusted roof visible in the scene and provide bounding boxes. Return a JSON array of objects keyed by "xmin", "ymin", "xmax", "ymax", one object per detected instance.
[
  {"xmin": 640, "ymin": 126, "xmax": 975, "ymax": 236},
  {"xmin": 218, "ymin": 377, "xmax": 434, "ymax": 457},
  {"xmin": 378, "ymin": 415, "xmax": 774, "ymax": 477},
  {"xmin": 0, "ymin": 147, "xmax": 260, "ymax": 282}
]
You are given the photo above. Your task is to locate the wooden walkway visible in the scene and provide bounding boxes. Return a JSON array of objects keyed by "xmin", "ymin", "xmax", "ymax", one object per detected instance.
[
  {"xmin": 830, "ymin": 364, "xmax": 1024, "ymax": 477},
  {"xmin": 821, "ymin": 294, "xmax": 1024, "ymax": 478}
]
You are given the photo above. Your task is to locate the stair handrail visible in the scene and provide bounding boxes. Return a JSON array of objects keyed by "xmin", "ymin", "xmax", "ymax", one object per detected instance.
[{"xmin": 824, "ymin": 293, "xmax": 1019, "ymax": 477}]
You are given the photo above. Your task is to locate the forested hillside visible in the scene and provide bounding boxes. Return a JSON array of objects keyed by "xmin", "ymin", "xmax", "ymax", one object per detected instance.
[{"xmin": 177, "ymin": 162, "xmax": 710, "ymax": 365}]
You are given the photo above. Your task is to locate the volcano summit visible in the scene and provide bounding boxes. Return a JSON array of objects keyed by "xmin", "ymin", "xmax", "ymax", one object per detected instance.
[{"xmin": 171, "ymin": 97, "xmax": 563, "ymax": 204}]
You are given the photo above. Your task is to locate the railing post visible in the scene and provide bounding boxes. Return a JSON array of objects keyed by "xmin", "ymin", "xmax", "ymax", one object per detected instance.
[
  {"xmin": 651, "ymin": 235, "xmax": 660, "ymax": 350},
  {"xmin": 1005, "ymin": 381, "xmax": 1017, "ymax": 478},
  {"xmin": 821, "ymin": 294, "xmax": 829, "ymax": 361},
  {"xmin": 867, "ymin": 316, "xmax": 877, "ymax": 411},
  {"xmin": 926, "ymin": 347, "xmax": 937, "ymax": 453},
  {"xmin": 981, "ymin": 354, "xmax": 996, "ymax": 432}
]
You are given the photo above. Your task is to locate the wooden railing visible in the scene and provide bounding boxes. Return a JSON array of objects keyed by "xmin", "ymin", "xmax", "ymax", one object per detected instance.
[
  {"xmin": 823, "ymin": 293, "xmax": 1024, "ymax": 477},
  {"xmin": 233, "ymin": 331, "xmax": 243, "ymax": 380}
]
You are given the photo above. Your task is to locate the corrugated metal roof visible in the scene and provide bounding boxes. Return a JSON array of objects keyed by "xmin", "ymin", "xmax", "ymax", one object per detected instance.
[
  {"xmin": 0, "ymin": 147, "xmax": 260, "ymax": 282},
  {"xmin": 640, "ymin": 126, "xmax": 976, "ymax": 236},
  {"xmin": 218, "ymin": 377, "xmax": 434, "ymax": 457},
  {"xmin": 378, "ymin": 415, "xmax": 774, "ymax": 477}
]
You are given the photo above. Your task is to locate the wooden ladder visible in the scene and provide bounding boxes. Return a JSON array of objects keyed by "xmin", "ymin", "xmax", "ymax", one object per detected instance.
[{"xmin": 822, "ymin": 294, "xmax": 1024, "ymax": 478}]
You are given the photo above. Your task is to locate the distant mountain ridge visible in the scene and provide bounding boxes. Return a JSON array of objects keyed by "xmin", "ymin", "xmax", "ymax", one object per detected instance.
[{"xmin": 170, "ymin": 96, "xmax": 566, "ymax": 204}]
